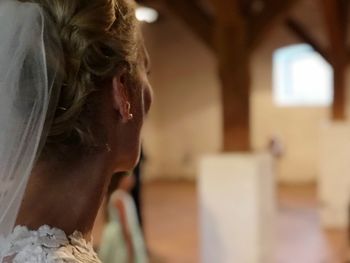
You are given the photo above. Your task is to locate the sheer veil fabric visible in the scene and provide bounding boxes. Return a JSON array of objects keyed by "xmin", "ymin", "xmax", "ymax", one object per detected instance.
[{"xmin": 0, "ymin": 0, "xmax": 62, "ymax": 237}]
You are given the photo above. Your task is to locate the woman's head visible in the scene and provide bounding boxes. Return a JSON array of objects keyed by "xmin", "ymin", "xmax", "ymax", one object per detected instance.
[{"xmin": 29, "ymin": 0, "xmax": 152, "ymax": 170}]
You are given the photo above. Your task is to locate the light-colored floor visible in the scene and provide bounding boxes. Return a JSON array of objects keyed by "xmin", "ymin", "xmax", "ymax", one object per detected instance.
[
  {"xmin": 144, "ymin": 180, "xmax": 199, "ymax": 263},
  {"xmin": 143, "ymin": 181, "xmax": 349, "ymax": 263}
]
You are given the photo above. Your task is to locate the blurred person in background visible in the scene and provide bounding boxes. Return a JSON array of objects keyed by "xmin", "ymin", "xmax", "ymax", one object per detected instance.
[
  {"xmin": 99, "ymin": 172, "xmax": 148, "ymax": 263},
  {"xmin": 268, "ymin": 135, "xmax": 284, "ymax": 159},
  {"xmin": 131, "ymin": 148, "xmax": 146, "ymax": 229}
]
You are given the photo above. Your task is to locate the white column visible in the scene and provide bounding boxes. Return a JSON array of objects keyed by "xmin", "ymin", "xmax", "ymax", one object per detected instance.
[
  {"xmin": 319, "ymin": 121, "xmax": 350, "ymax": 227},
  {"xmin": 198, "ymin": 153, "xmax": 275, "ymax": 263}
]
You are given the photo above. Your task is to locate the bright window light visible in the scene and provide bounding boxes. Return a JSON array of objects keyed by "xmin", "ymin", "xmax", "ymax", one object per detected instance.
[
  {"xmin": 273, "ymin": 44, "xmax": 333, "ymax": 107},
  {"xmin": 135, "ymin": 6, "xmax": 159, "ymax": 23}
]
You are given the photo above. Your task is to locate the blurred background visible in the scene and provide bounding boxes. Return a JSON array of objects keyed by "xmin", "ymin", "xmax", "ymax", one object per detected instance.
[{"xmin": 94, "ymin": 0, "xmax": 350, "ymax": 262}]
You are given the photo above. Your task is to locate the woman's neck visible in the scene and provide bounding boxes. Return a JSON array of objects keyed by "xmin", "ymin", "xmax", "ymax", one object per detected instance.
[{"xmin": 15, "ymin": 152, "xmax": 113, "ymax": 240}]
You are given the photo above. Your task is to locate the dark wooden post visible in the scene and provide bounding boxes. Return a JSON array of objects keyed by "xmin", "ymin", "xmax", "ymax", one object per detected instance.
[
  {"xmin": 208, "ymin": 1, "xmax": 252, "ymax": 152},
  {"xmin": 216, "ymin": 22, "xmax": 251, "ymax": 151},
  {"xmin": 211, "ymin": 0, "xmax": 297, "ymax": 152},
  {"xmin": 166, "ymin": 0, "xmax": 299, "ymax": 152}
]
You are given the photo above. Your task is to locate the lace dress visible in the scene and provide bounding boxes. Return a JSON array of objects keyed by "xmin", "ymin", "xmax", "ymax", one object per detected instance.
[{"xmin": 0, "ymin": 225, "xmax": 101, "ymax": 263}]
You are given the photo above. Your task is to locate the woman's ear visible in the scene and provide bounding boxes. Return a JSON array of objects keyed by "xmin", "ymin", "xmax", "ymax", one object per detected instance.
[{"xmin": 112, "ymin": 72, "xmax": 133, "ymax": 123}]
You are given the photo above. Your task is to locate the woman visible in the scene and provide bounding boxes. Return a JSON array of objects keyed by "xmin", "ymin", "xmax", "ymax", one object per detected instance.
[{"xmin": 0, "ymin": 0, "xmax": 152, "ymax": 262}]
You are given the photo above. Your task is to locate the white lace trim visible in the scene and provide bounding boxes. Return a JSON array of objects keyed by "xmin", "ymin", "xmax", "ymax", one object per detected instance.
[{"xmin": 0, "ymin": 225, "xmax": 101, "ymax": 262}]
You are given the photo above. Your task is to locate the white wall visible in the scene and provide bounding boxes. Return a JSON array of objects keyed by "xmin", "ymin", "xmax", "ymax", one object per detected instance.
[
  {"xmin": 142, "ymin": 11, "xmax": 222, "ymax": 180},
  {"xmin": 251, "ymin": 25, "xmax": 330, "ymax": 183},
  {"xmin": 141, "ymin": 7, "xmax": 344, "ymax": 183}
]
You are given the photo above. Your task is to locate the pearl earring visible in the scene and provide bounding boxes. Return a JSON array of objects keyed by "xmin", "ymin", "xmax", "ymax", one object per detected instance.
[{"xmin": 126, "ymin": 102, "xmax": 133, "ymax": 120}]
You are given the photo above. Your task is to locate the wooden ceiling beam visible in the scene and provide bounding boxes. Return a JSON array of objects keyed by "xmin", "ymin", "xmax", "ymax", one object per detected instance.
[
  {"xmin": 339, "ymin": 0, "xmax": 349, "ymax": 41},
  {"xmin": 339, "ymin": 0, "xmax": 350, "ymax": 63},
  {"xmin": 286, "ymin": 18, "xmax": 331, "ymax": 64},
  {"xmin": 238, "ymin": 0, "xmax": 254, "ymax": 18},
  {"xmin": 164, "ymin": 0, "xmax": 215, "ymax": 51},
  {"xmin": 322, "ymin": 0, "xmax": 347, "ymax": 61},
  {"xmin": 249, "ymin": 0, "xmax": 298, "ymax": 49},
  {"xmin": 321, "ymin": 0, "xmax": 348, "ymax": 120},
  {"xmin": 209, "ymin": 0, "xmax": 244, "ymax": 25}
]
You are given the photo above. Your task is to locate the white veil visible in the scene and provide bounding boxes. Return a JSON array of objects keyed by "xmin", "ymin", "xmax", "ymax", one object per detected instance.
[{"xmin": 0, "ymin": 0, "xmax": 62, "ymax": 236}]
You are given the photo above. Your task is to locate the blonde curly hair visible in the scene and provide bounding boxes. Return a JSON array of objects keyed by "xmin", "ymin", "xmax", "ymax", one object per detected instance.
[{"xmin": 21, "ymin": 0, "xmax": 142, "ymax": 153}]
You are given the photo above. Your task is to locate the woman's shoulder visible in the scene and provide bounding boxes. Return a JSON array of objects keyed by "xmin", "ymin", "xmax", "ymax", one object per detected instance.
[{"xmin": 0, "ymin": 225, "xmax": 101, "ymax": 263}]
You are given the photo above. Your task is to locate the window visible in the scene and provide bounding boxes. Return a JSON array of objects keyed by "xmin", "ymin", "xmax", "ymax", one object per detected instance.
[{"xmin": 273, "ymin": 44, "xmax": 333, "ymax": 106}]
